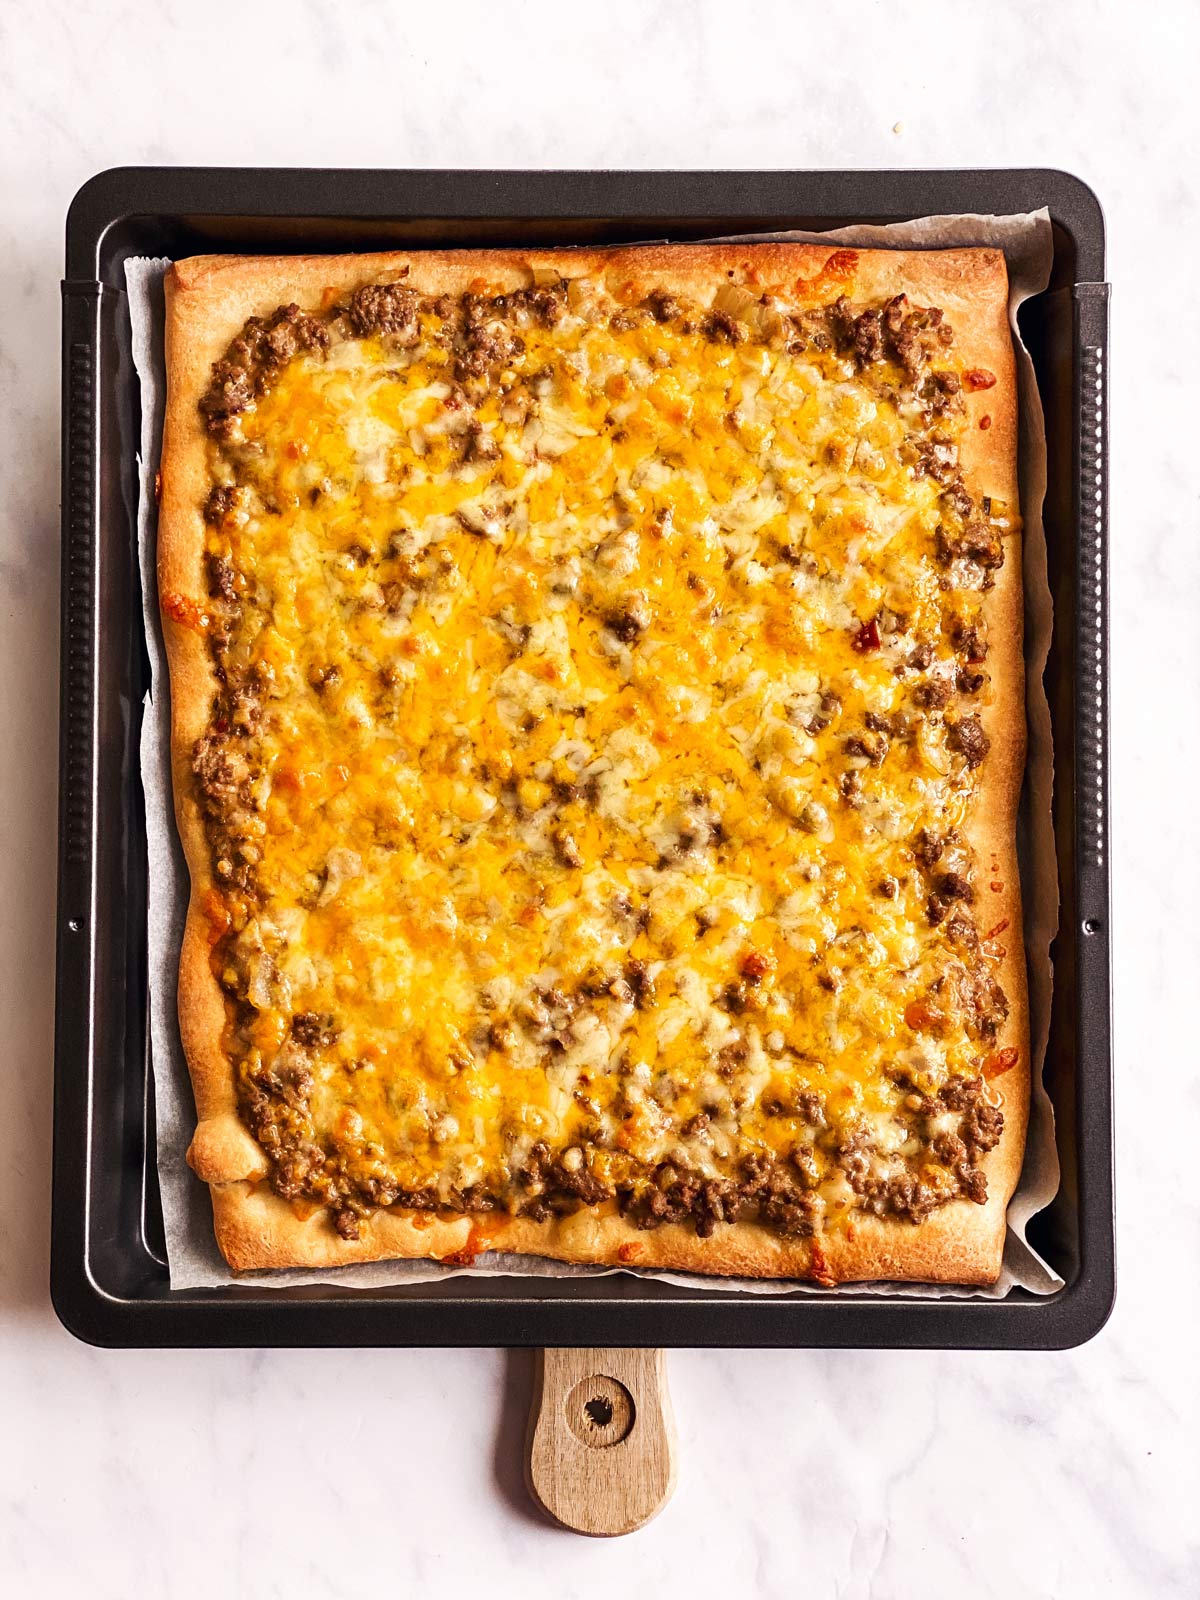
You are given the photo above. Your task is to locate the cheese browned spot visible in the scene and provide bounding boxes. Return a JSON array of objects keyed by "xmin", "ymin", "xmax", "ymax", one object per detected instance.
[{"xmin": 189, "ymin": 271, "xmax": 1016, "ymax": 1241}]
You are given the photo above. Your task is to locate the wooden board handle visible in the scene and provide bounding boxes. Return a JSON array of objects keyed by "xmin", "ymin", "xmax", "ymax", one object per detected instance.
[{"xmin": 525, "ymin": 1347, "xmax": 677, "ymax": 1536}]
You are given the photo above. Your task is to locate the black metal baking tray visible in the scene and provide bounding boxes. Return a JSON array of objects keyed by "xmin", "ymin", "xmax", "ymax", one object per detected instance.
[{"xmin": 53, "ymin": 168, "xmax": 1113, "ymax": 1349}]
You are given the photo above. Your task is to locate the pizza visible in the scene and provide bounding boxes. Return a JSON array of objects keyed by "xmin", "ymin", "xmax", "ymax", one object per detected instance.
[{"xmin": 159, "ymin": 242, "xmax": 1028, "ymax": 1283}]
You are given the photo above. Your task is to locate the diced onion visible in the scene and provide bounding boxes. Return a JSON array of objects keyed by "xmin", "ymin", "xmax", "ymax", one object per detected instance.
[{"xmin": 712, "ymin": 283, "xmax": 760, "ymax": 325}]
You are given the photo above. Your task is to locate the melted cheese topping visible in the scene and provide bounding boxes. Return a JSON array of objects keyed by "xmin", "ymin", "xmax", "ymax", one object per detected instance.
[{"xmin": 195, "ymin": 272, "xmax": 1012, "ymax": 1228}]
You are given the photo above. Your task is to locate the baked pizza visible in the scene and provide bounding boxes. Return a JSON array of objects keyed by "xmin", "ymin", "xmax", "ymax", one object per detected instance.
[{"xmin": 159, "ymin": 242, "xmax": 1028, "ymax": 1282}]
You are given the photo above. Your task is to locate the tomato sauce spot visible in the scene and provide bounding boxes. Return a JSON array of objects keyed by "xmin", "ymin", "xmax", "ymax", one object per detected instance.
[
  {"xmin": 984, "ymin": 1046, "xmax": 1019, "ymax": 1080},
  {"xmin": 161, "ymin": 592, "xmax": 210, "ymax": 631}
]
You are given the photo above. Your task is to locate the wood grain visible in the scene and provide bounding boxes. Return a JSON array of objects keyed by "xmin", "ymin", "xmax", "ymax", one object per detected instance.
[{"xmin": 525, "ymin": 1348, "xmax": 678, "ymax": 1536}]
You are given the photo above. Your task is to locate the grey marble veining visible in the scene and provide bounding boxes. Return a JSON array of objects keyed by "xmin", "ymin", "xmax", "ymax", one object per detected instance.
[{"xmin": 0, "ymin": 2, "xmax": 1196, "ymax": 1594}]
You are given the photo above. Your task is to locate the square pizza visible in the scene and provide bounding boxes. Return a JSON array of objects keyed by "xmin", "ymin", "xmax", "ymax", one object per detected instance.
[{"xmin": 159, "ymin": 242, "xmax": 1027, "ymax": 1282}]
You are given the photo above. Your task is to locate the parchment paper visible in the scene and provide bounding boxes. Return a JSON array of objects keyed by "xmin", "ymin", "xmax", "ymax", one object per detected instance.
[{"xmin": 129, "ymin": 208, "xmax": 1061, "ymax": 1297}]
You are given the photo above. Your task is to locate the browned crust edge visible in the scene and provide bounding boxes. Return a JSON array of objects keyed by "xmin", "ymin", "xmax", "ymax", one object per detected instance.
[{"xmin": 159, "ymin": 243, "xmax": 1028, "ymax": 1284}]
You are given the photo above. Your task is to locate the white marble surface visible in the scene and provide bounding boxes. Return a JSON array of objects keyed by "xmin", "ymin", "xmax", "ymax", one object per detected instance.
[{"xmin": 1, "ymin": 1, "xmax": 1196, "ymax": 1594}]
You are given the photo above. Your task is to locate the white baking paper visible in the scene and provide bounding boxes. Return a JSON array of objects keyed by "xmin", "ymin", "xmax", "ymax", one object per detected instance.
[{"xmin": 128, "ymin": 208, "xmax": 1061, "ymax": 1298}]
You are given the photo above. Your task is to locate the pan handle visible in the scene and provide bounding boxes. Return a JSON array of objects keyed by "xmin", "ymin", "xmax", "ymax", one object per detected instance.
[{"xmin": 526, "ymin": 1347, "xmax": 678, "ymax": 1536}]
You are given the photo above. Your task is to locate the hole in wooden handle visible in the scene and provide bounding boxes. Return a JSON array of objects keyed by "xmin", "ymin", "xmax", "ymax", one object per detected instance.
[{"xmin": 565, "ymin": 1375, "xmax": 634, "ymax": 1448}]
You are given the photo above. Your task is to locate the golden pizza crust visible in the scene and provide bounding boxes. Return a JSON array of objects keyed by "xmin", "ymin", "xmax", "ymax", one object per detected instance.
[
  {"xmin": 208, "ymin": 1174, "xmax": 1007, "ymax": 1284},
  {"xmin": 160, "ymin": 242, "xmax": 1028, "ymax": 1284}
]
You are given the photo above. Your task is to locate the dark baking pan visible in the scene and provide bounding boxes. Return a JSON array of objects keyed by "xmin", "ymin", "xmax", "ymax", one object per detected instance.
[{"xmin": 54, "ymin": 168, "xmax": 1113, "ymax": 1348}]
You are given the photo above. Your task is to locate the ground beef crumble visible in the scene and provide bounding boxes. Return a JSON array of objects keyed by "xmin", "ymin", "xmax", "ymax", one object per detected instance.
[
  {"xmin": 346, "ymin": 281, "xmax": 419, "ymax": 341},
  {"xmin": 200, "ymin": 303, "xmax": 328, "ymax": 436}
]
